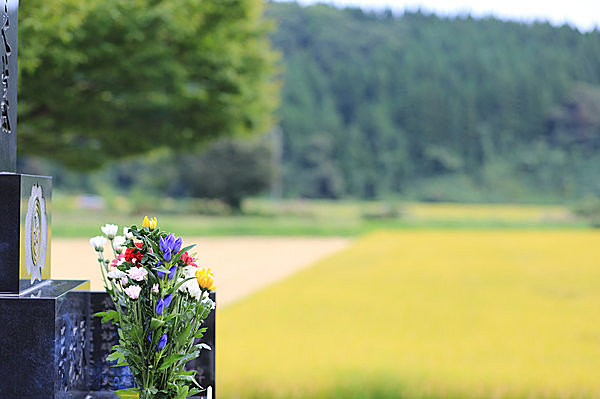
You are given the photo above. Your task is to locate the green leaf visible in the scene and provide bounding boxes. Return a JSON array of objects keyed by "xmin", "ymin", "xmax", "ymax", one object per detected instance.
[
  {"xmin": 128, "ymin": 325, "xmax": 143, "ymax": 343},
  {"xmin": 150, "ymin": 317, "xmax": 165, "ymax": 330},
  {"xmin": 177, "ymin": 324, "xmax": 192, "ymax": 346},
  {"xmin": 155, "ymin": 266, "xmax": 171, "ymax": 274},
  {"xmin": 158, "ymin": 353, "xmax": 186, "ymax": 371},
  {"xmin": 111, "ymin": 388, "xmax": 139, "ymax": 399},
  {"xmin": 193, "ymin": 327, "xmax": 207, "ymax": 339},
  {"xmin": 99, "ymin": 310, "xmax": 119, "ymax": 324},
  {"xmin": 178, "ymin": 373, "xmax": 201, "ymax": 387},
  {"xmin": 171, "ymin": 276, "xmax": 195, "ymax": 293},
  {"xmin": 105, "ymin": 351, "xmax": 121, "ymax": 362},
  {"xmin": 176, "ymin": 385, "xmax": 189, "ymax": 399},
  {"xmin": 172, "ymin": 244, "xmax": 196, "ymax": 263},
  {"xmin": 177, "ymin": 350, "xmax": 200, "ymax": 365}
]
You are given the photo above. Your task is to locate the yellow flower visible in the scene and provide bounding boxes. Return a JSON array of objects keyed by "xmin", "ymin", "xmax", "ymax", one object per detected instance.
[
  {"xmin": 142, "ymin": 216, "xmax": 157, "ymax": 229},
  {"xmin": 195, "ymin": 268, "xmax": 216, "ymax": 290}
]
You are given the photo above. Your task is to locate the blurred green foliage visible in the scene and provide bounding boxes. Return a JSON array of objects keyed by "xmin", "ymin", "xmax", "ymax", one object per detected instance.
[
  {"xmin": 267, "ymin": 3, "xmax": 600, "ymax": 202},
  {"xmin": 18, "ymin": 0, "xmax": 278, "ymax": 169},
  {"xmin": 17, "ymin": 2, "xmax": 600, "ymax": 206},
  {"xmin": 51, "ymin": 197, "xmax": 584, "ymax": 238}
]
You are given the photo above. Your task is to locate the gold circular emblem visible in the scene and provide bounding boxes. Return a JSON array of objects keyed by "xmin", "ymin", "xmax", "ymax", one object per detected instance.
[{"xmin": 31, "ymin": 197, "xmax": 42, "ymax": 266}]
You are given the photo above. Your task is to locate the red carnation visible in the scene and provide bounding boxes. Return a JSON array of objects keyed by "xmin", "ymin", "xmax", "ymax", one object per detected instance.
[{"xmin": 124, "ymin": 242, "xmax": 144, "ymax": 265}]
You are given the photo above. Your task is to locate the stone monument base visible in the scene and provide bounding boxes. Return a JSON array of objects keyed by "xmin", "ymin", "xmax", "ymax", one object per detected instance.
[
  {"xmin": 0, "ymin": 282, "xmax": 216, "ymax": 398},
  {"xmin": 0, "ymin": 280, "xmax": 90, "ymax": 398}
]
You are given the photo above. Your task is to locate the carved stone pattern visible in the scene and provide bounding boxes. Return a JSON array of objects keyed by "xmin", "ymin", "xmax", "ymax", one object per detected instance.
[
  {"xmin": 31, "ymin": 197, "xmax": 41, "ymax": 264},
  {"xmin": 88, "ymin": 293, "xmax": 135, "ymax": 391},
  {"xmin": 57, "ymin": 310, "xmax": 88, "ymax": 393},
  {"xmin": 0, "ymin": 0, "xmax": 10, "ymax": 134}
]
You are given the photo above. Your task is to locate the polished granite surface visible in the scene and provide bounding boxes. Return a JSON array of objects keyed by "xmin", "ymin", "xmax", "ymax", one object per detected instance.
[{"xmin": 0, "ymin": 173, "xmax": 53, "ymax": 295}]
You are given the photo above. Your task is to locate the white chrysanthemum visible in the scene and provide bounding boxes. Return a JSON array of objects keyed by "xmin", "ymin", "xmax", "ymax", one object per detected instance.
[
  {"xmin": 178, "ymin": 276, "xmax": 202, "ymax": 300},
  {"xmin": 90, "ymin": 236, "xmax": 107, "ymax": 251},
  {"xmin": 123, "ymin": 227, "xmax": 134, "ymax": 240},
  {"xmin": 107, "ymin": 270, "xmax": 126, "ymax": 279},
  {"xmin": 182, "ymin": 265, "xmax": 197, "ymax": 278},
  {"xmin": 101, "ymin": 224, "xmax": 119, "ymax": 239},
  {"xmin": 112, "ymin": 235, "xmax": 126, "ymax": 254}
]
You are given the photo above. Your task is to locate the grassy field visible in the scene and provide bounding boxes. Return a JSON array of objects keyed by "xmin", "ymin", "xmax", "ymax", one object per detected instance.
[
  {"xmin": 217, "ymin": 230, "xmax": 600, "ymax": 399},
  {"xmin": 52, "ymin": 196, "xmax": 584, "ymax": 237}
]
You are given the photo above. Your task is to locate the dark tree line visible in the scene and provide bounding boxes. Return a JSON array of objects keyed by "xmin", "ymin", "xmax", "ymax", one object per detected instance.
[{"xmin": 267, "ymin": 2, "xmax": 600, "ymax": 202}]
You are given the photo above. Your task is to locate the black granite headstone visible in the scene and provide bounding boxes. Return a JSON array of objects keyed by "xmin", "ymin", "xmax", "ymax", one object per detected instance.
[
  {"xmin": 0, "ymin": 0, "xmax": 18, "ymax": 173},
  {"xmin": 0, "ymin": 0, "xmax": 53, "ymax": 296}
]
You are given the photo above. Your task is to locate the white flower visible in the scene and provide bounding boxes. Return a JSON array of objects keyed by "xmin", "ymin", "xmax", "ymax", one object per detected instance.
[
  {"xmin": 201, "ymin": 295, "xmax": 216, "ymax": 310},
  {"xmin": 128, "ymin": 267, "xmax": 148, "ymax": 282},
  {"xmin": 90, "ymin": 236, "xmax": 107, "ymax": 251},
  {"xmin": 112, "ymin": 235, "xmax": 126, "ymax": 254},
  {"xmin": 152, "ymin": 284, "xmax": 159, "ymax": 294},
  {"xmin": 107, "ymin": 270, "xmax": 126, "ymax": 279},
  {"xmin": 101, "ymin": 224, "xmax": 119, "ymax": 239},
  {"xmin": 182, "ymin": 265, "xmax": 197, "ymax": 278},
  {"xmin": 123, "ymin": 227, "xmax": 134, "ymax": 240},
  {"xmin": 178, "ymin": 276, "xmax": 202, "ymax": 300},
  {"xmin": 120, "ymin": 276, "xmax": 129, "ymax": 286},
  {"xmin": 124, "ymin": 285, "xmax": 141, "ymax": 299}
]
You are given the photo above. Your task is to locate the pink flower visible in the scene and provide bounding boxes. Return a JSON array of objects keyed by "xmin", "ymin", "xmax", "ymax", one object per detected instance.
[
  {"xmin": 121, "ymin": 277, "xmax": 129, "ymax": 286},
  {"xmin": 128, "ymin": 267, "xmax": 148, "ymax": 282},
  {"xmin": 181, "ymin": 252, "xmax": 198, "ymax": 267},
  {"xmin": 111, "ymin": 253, "xmax": 125, "ymax": 268},
  {"xmin": 152, "ymin": 284, "xmax": 159, "ymax": 294},
  {"xmin": 124, "ymin": 285, "xmax": 141, "ymax": 300}
]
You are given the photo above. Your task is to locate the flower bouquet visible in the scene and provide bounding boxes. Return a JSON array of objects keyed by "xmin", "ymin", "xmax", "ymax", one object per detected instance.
[{"xmin": 90, "ymin": 216, "xmax": 216, "ymax": 399}]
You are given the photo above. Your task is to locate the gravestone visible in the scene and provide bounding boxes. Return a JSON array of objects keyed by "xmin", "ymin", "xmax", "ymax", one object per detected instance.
[
  {"xmin": 0, "ymin": 2, "xmax": 215, "ymax": 397},
  {"xmin": 0, "ymin": 4, "xmax": 91, "ymax": 397},
  {"xmin": 0, "ymin": 0, "xmax": 54, "ymax": 296}
]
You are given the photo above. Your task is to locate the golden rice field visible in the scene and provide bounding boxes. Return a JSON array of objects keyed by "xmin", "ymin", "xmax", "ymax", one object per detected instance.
[{"xmin": 217, "ymin": 230, "xmax": 600, "ymax": 399}]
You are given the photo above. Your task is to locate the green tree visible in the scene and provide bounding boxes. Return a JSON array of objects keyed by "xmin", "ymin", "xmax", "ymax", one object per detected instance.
[
  {"xmin": 18, "ymin": 0, "xmax": 278, "ymax": 169},
  {"xmin": 179, "ymin": 137, "xmax": 273, "ymax": 211}
]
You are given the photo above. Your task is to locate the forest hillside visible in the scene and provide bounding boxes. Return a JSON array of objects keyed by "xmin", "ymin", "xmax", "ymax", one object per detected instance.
[{"xmin": 267, "ymin": 2, "xmax": 600, "ymax": 202}]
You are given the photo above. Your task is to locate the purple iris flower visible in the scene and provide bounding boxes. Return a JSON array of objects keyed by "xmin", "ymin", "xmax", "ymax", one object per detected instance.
[
  {"xmin": 156, "ymin": 298, "xmax": 165, "ymax": 316},
  {"xmin": 168, "ymin": 265, "xmax": 177, "ymax": 280},
  {"xmin": 172, "ymin": 237, "xmax": 182, "ymax": 254},
  {"xmin": 159, "ymin": 235, "xmax": 168, "ymax": 253},
  {"xmin": 158, "ymin": 334, "xmax": 167, "ymax": 351},
  {"xmin": 159, "ymin": 233, "xmax": 181, "ymax": 262},
  {"xmin": 148, "ymin": 332, "xmax": 152, "ymax": 342},
  {"xmin": 163, "ymin": 294, "xmax": 173, "ymax": 309}
]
